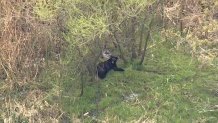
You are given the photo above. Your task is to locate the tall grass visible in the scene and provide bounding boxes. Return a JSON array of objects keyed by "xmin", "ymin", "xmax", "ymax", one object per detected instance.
[{"xmin": 0, "ymin": 0, "xmax": 65, "ymax": 122}]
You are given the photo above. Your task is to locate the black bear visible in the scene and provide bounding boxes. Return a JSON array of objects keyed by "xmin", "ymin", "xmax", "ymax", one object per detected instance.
[{"xmin": 97, "ymin": 56, "xmax": 124, "ymax": 79}]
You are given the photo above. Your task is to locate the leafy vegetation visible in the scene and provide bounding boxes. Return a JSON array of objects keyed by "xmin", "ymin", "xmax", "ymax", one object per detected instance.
[{"xmin": 0, "ymin": 0, "xmax": 218, "ymax": 122}]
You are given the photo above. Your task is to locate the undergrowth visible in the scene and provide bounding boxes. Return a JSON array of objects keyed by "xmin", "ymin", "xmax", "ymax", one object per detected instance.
[
  {"xmin": 1, "ymin": 0, "xmax": 218, "ymax": 122},
  {"xmin": 61, "ymin": 39, "xmax": 218, "ymax": 122}
]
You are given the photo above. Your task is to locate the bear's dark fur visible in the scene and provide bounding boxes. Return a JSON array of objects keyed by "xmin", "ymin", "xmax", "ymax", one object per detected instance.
[{"xmin": 97, "ymin": 56, "xmax": 124, "ymax": 79}]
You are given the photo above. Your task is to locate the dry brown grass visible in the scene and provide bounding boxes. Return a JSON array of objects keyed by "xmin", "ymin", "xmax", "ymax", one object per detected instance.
[
  {"xmin": 0, "ymin": 0, "xmax": 66, "ymax": 81},
  {"xmin": 0, "ymin": 0, "xmax": 64, "ymax": 122},
  {"xmin": 2, "ymin": 89, "xmax": 63, "ymax": 122},
  {"xmin": 163, "ymin": 0, "xmax": 218, "ymax": 67},
  {"xmin": 1, "ymin": 0, "xmax": 50, "ymax": 84}
]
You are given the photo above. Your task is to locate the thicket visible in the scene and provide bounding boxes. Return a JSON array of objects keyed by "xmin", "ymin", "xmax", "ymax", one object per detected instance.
[
  {"xmin": 0, "ymin": 0, "xmax": 217, "ymax": 122},
  {"xmin": 0, "ymin": 0, "xmax": 64, "ymax": 122}
]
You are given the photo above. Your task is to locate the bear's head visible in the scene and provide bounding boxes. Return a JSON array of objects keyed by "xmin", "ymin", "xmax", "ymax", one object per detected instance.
[{"xmin": 109, "ymin": 56, "xmax": 118, "ymax": 64}]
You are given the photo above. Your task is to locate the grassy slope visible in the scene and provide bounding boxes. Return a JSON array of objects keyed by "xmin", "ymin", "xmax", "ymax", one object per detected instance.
[{"xmin": 61, "ymin": 41, "xmax": 218, "ymax": 122}]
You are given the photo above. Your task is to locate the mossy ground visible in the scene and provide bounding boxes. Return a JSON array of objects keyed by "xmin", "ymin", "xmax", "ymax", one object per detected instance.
[{"xmin": 60, "ymin": 40, "xmax": 218, "ymax": 122}]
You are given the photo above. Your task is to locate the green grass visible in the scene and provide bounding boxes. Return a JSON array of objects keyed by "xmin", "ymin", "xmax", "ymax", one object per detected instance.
[{"xmin": 60, "ymin": 42, "xmax": 218, "ymax": 122}]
